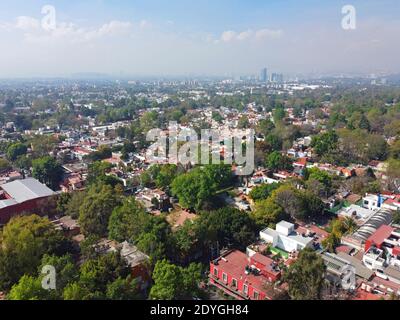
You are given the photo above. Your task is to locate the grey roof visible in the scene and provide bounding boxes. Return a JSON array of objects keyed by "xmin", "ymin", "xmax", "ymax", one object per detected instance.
[
  {"xmin": 120, "ymin": 241, "xmax": 149, "ymax": 267},
  {"xmin": 337, "ymin": 252, "xmax": 374, "ymax": 280},
  {"xmin": 321, "ymin": 252, "xmax": 348, "ymax": 275},
  {"xmin": 277, "ymin": 221, "xmax": 294, "ymax": 229},
  {"xmin": 384, "ymin": 266, "xmax": 400, "ymax": 281},
  {"xmin": 0, "ymin": 199, "xmax": 18, "ymax": 209},
  {"xmin": 1, "ymin": 178, "xmax": 55, "ymax": 203},
  {"xmin": 351, "ymin": 208, "xmax": 393, "ymax": 242}
]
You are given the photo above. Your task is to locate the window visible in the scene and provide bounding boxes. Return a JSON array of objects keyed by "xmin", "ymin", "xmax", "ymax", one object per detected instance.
[
  {"xmin": 222, "ymin": 272, "xmax": 228, "ymax": 283},
  {"xmin": 253, "ymin": 291, "xmax": 259, "ymax": 300},
  {"xmin": 243, "ymin": 284, "xmax": 248, "ymax": 296},
  {"xmin": 231, "ymin": 278, "xmax": 238, "ymax": 288},
  {"xmin": 213, "ymin": 267, "xmax": 218, "ymax": 277}
]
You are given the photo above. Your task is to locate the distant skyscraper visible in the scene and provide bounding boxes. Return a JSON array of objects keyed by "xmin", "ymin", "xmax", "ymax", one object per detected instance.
[
  {"xmin": 271, "ymin": 73, "xmax": 284, "ymax": 83},
  {"xmin": 260, "ymin": 68, "xmax": 268, "ymax": 82}
]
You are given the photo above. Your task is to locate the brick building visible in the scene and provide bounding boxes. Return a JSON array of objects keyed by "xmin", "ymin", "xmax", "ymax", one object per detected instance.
[{"xmin": 0, "ymin": 178, "xmax": 55, "ymax": 225}]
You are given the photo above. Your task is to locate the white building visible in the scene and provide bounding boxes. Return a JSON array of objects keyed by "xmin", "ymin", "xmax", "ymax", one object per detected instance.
[
  {"xmin": 259, "ymin": 221, "xmax": 314, "ymax": 253},
  {"xmin": 362, "ymin": 194, "xmax": 383, "ymax": 211},
  {"xmin": 362, "ymin": 247, "xmax": 386, "ymax": 271},
  {"xmin": 337, "ymin": 204, "xmax": 375, "ymax": 220}
]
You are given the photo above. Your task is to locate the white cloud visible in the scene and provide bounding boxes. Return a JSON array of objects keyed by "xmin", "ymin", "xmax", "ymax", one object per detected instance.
[
  {"xmin": 98, "ymin": 20, "xmax": 132, "ymax": 36},
  {"xmin": 221, "ymin": 30, "xmax": 237, "ymax": 42},
  {"xmin": 220, "ymin": 28, "xmax": 282, "ymax": 43},
  {"xmin": 139, "ymin": 20, "xmax": 151, "ymax": 30},
  {"xmin": 237, "ymin": 30, "xmax": 253, "ymax": 41},
  {"xmin": 255, "ymin": 28, "xmax": 283, "ymax": 40},
  {"xmin": 14, "ymin": 19, "xmax": 133, "ymax": 44},
  {"xmin": 15, "ymin": 16, "xmax": 40, "ymax": 31}
]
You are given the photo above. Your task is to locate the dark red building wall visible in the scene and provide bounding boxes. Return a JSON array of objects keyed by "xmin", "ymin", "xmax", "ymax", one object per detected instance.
[
  {"xmin": 209, "ymin": 262, "xmax": 268, "ymax": 300},
  {"xmin": 0, "ymin": 197, "xmax": 50, "ymax": 225}
]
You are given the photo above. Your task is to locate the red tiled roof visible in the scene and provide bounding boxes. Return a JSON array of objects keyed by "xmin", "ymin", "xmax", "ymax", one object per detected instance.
[
  {"xmin": 336, "ymin": 245, "xmax": 354, "ymax": 255},
  {"xmin": 353, "ymin": 289, "xmax": 384, "ymax": 300},
  {"xmin": 215, "ymin": 251, "xmax": 274, "ymax": 293},
  {"xmin": 73, "ymin": 147, "xmax": 91, "ymax": 154},
  {"xmin": 251, "ymin": 253, "xmax": 280, "ymax": 277},
  {"xmin": 367, "ymin": 225, "xmax": 395, "ymax": 247}
]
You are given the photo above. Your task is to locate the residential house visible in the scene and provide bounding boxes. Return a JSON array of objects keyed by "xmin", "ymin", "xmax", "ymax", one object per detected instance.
[
  {"xmin": 209, "ymin": 250, "xmax": 281, "ymax": 300},
  {"xmin": 259, "ymin": 221, "xmax": 315, "ymax": 254}
]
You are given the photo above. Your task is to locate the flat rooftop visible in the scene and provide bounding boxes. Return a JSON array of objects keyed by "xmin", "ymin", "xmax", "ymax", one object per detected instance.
[{"xmin": 260, "ymin": 227, "xmax": 314, "ymax": 247}]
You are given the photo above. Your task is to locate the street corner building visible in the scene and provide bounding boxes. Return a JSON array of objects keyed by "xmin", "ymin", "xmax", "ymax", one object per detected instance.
[
  {"xmin": 209, "ymin": 250, "xmax": 281, "ymax": 300},
  {"xmin": 0, "ymin": 178, "xmax": 56, "ymax": 225}
]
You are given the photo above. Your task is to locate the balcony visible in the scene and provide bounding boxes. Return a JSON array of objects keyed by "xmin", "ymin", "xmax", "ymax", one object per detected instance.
[{"xmin": 209, "ymin": 274, "xmax": 249, "ymax": 300}]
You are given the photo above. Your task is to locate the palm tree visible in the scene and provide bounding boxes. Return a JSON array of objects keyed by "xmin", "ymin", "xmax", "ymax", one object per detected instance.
[{"xmin": 343, "ymin": 217, "xmax": 358, "ymax": 235}]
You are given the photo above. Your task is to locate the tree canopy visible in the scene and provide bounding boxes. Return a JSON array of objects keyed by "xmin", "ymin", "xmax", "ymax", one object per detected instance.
[{"xmin": 284, "ymin": 249, "xmax": 326, "ymax": 300}]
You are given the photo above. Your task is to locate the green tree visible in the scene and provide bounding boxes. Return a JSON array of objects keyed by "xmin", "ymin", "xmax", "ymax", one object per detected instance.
[
  {"xmin": 266, "ymin": 152, "xmax": 292, "ymax": 172},
  {"xmin": 285, "ymin": 249, "xmax": 326, "ymax": 300},
  {"xmin": 0, "ymin": 158, "xmax": 11, "ymax": 172},
  {"xmin": 390, "ymin": 140, "xmax": 400, "ymax": 159},
  {"xmin": 63, "ymin": 282, "xmax": 92, "ymax": 300},
  {"xmin": 149, "ymin": 260, "xmax": 202, "ymax": 300},
  {"xmin": 386, "ymin": 158, "xmax": 400, "ymax": 191},
  {"xmin": 7, "ymin": 275, "xmax": 50, "ymax": 300},
  {"xmin": 0, "ymin": 215, "xmax": 70, "ymax": 291},
  {"xmin": 299, "ymin": 191, "xmax": 325, "ymax": 221},
  {"xmin": 181, "ymin": 262, "xmax": 203, "ymax": 298},
  {"xmin": 6, "ymin": 142, "xmax": 27, "ymax": 161},
  {"xmin": 305, "ymin": 168, "xmax": 333, "ymax": 197},
  {"xmin": 203, "ymin": 164, "xmax": 233, "ymax": 190},
  {"xmin": 108, "ymin": 197, "xmax": 149, "ymax": 242},
  {"xmin": 237, "ymin": 116, "xmax": 250, "ymax": 129},
  {"xmin": 322, "ymin": 233, "xmax": 341, "ymax": 253},
  {"xmin": 32, "ymin": 156, "xmax": 63, "ymax": 190},
  {"xmin": 149, "ymin": 259, "xmax": 182, "ymax": 300},
  {"xmin": 311, "ymin": 130, "xmax": 338, "ymax": 157},
  {"xmin": 322, "ymin": 218, "xmax": 357, "ymax": 253},
  {"xmin": 29, "ymin": 135, "xmax": 58, "ymax": 157},
  {"xmin": 39, "ymin": 254, "xmax": 78, "ymax": 297},
  {"xmin": 106, "ymin": 277, "xmax": 140, "ymax": 300},
  {"xmin": 273, "ymin": 107, "xmax": 286, "ymax": 123},
  {"xmin": 64, "ymin": 191, "xmax": 87, "ymax": 219},
  {"xmin": 79, "ymin": 183, "xmax": 121, "ymax": 237},
  {"xmin": 265, "ymin": 134, "xmax": 283, "ymax": 152},
  {"xmin": 359, "ymin": 114, "xmax": 371, "ymax": 131},
  {"xmin": 249, "ymin": 183, "xmax": 280, "ymax": 202},
  {"xmin": 88, "ymin": 145, "xmax": 112, "ymax": 161},
  {"xmin": 156, "ymin": 165, "xmax": 178, "ymax": 189},
  {"xmin": 342, "ymin": 217, "xmax": 358, "ymax": 235},
  {"xmin": 171, "ymin": 168, "xmax": 215, "ymax": 210},
  {"xmin": 212, "ymin": 111, "xmax": 224, "ymax": 123},
  {"xmin": 196, "ymin": 208, "xmax": 257, "ymax": 250},
  {"xmin": 252, "ymin": 197, "xmax": 287, "ymax": 228},
  {"xmin": 136, "ymin": 232, "xmax": 166, "ymax": 265},
  {"xmin": 171, "ymin": 220, "xmax": 200, "ymax": 264},
  {"xmin": 86, "ymin": 161, "xmax": 121, "ymax": 187},
  {"xmin": 365, "ymin": 134, "xmax": 388, "ymax": 161},
  {"xmin": 79, "ymin": 252, "xmax": 130, "ymax": 296}
]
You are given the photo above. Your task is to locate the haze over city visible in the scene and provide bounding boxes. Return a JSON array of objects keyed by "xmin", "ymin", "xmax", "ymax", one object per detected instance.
[{"xmin": 0, "ymin": 0, "xmax": 400, "ymax": 78}]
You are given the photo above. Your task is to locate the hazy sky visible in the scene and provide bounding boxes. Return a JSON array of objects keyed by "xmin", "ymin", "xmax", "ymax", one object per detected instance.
[{"xmin": 0, "ymin": 0, "xmax": 399, "ymax": 77}]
